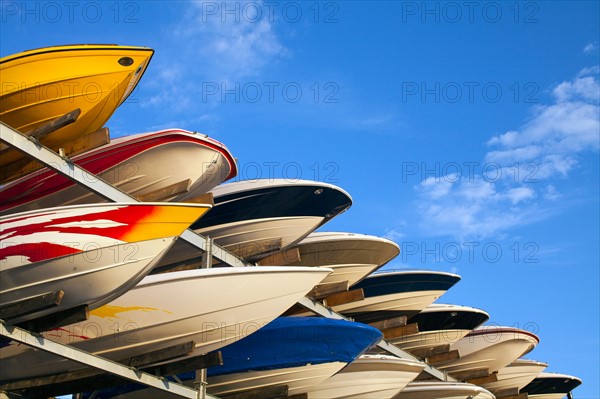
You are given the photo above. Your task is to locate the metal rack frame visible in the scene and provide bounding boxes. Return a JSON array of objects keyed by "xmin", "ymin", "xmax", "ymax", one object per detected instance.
[{"xmin": 1, "ymin": 121, "xmax": 455, "ymax": 399}]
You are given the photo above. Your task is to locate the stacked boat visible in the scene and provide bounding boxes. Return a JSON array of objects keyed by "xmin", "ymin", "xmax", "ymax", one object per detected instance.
[{"xmin": 0, "ymin": 44, "xmax": 583, "ymax": 399}]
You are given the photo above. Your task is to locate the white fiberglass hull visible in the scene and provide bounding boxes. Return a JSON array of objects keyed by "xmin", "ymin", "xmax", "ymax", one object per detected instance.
[
  {"xmin": 197, "ymin": 216, "xmax": 324, "ymax": 258},
  {"xmin": 436, "ymin": 327, "xmax": 540, "ymax": 377},
  {"xmin": 1, "ymin": 130, "xmax": 236, "ymax": 214},
  {"xmin": 209, "ymin": 362, "xmax": 347, "ymax": 397},
  {"xmin": 284, "ymin": 232, "xmax": 400, "ymax": 286},
  {"xmin": 0, "ymin": 266, "xmax": 331, "ymax": 382},
  {"xmin": 389, "ymin": 329, "xmax": 472, "ymax": 353},
  {"xmin": 159, "ymin": 216, "xmax": 324, "ymax": 267},
  {"xmin": 482, "ymin": 359, "xmax": 547, "ymax": 394},
  {"xmin": 395, "ymin": 381, "xmax": 496, "ymax": 399},
  {"xmin": 332, "ymin": 289, "xmax": 447, "ymax": 319},
  {"xmin": 0, "ymin": 202, "xmax": 209, "ymax": 323},
  {"xmin": 109, "ymin": 362, "xmax": 346, "ymax": 399},
  {"xmin": 306, "ymin": 355, "xmax": 425, "ymax": 399},
  {"xmin": 1, "ymin": 237, "xmax": 174, "ymax": 321}
]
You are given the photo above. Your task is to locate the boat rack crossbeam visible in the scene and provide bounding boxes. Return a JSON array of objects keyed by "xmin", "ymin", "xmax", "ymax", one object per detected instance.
[{"xmin": 0, "ymin": 321, "xmax": 219, "ymax": 399}]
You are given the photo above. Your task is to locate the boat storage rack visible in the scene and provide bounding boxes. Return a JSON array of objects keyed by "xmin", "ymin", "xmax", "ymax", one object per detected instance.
[{"xmin": 0, "ymin": 116, "xmax": 456, "ymax": 399}]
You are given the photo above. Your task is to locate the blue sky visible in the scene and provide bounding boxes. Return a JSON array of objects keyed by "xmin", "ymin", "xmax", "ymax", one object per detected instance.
[{"xmin": 1, "ymin": 1, "xmax": 598, "ymax": 397}]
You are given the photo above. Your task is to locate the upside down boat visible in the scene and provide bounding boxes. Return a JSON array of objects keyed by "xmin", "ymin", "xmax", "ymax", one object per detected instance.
[
  {"xmin": 295, "ymin": 270, "xmax": 461, "ymax": 323},
  {"xmin": 0, "ymin": 202, "xmax": 209, "ymax": 323},
  {"xmin": 395, "ymin": 381, "xmax": 495, "ymax": 399},
  {"xmin": 522, "ymin": 372, "xmax": 583, "ymax": 399},
  {"xmin": 435, "ymin": 326, "xmax": 540, "ymax": 379},
  {"xmin": 0, "ymin": 267, "xmax": 332, "ymax": 382},
  {"xmin": 1, "ymin": 129, "xmax": 238, "ymax": 215},
  {"xmin": 481, "ymin": 358, "xmax": 548, "ymax": 395},
  {"xmin": 155, "ymin": 179, "xmax": 353, "ymax": 269},
  {"xmin": 281, "ymin": 231, "xmax": 400, "ymax": 287},
  {"xmin": 0, "ymin": 44, "xmax": 153, "ymax": 180},
  {"xmin": 387, "ymin": 303, "xmax": 489, "ymax": 355},
  {"xmin": 304, "ymin": 354, "xmax": 425, "ymax": 399}
]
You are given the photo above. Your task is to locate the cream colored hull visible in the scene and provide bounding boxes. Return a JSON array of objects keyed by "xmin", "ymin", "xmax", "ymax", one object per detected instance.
[
  {"xmin": 395, "ymin": 381, "xmax": 496, "ymax": 399},
  {"xmin": 306, "ymin": 355, "xmax": 425, "ymax": 399},
  {"xmin": 285, "ymin": 232, "xmax": 400, "ymax": 286},
  {"xmin": 0, "ymin": 266, "xmax": 331, "ymax": 381},
  {"xmin": 109, "ymin": 362, "xmax": 346, "ymax": 399},
  {"xmin": 437, "ymin": 329, "xmax": 539, "ymax": 376},
  {"xmin": 0, "ymin": 237, "xmax": 175, "ymax": 323},
  {"xmin": 159, "ymin": 216, "xmax": 324, "ymax": 267},
  {"xmin": 6, "ymin": 135, "xmax": 233, "ymax": 214},
  {"xmin": 482, "ymin": 359, "xmax": 547, "ymax": 394},
  {"xmin": 388, "ymin": 329, "xmax": 472, "ymax": 353}
]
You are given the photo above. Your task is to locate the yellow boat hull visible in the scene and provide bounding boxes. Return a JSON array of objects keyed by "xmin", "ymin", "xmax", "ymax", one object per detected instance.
[{"xmin": 0, "ymin": 44, "xmax": 153, "ymax": 169}]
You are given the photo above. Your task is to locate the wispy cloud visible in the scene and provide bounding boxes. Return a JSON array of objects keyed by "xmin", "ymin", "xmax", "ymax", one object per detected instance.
[
  {"xmin": 583, "ymin": 42, "xmax": 598, "ymax": 54},
  {"xmin": 411, "ymin": 68, "xmax": 599, "ymax": 239},
  {"xmin": 141, "ymin": 1, "xmax": 288, "ymax": 115}
]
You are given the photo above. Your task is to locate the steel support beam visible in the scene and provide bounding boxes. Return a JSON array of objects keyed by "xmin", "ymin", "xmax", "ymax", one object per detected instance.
[
  {"xmin": 0, "ymin": 321, "xmax": 219, "ymax": 399},
  {"xmin": 0, "ymin": 122, "xmax": 249, "ymax": 267}
]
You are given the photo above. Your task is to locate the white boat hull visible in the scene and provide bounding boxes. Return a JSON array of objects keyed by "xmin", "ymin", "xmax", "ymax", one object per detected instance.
[
  {"xmin": 395, "ymin": 381, "xmax": 496, "ymax": 399},
  {"xmin": 389, "ymin": 329, "xmax": 472, "ymax": 353},
  {"xmin": 159, "ymin": 216, "xmax": 324, "ymax": 267},
  {"xmin": 436, "ymin": 328, "xmax": 539, "ymax": 376},
  {"xmin": 482, "ymin": 359, "xmax": 547, "ymax": 394},
  {"xmin": 0, "ymin": 202, "xmax": 209, "ymax": 323},
  {"xmin": 1, "ymin": 237, "xmax": 174, "ymax": 319},
  {"xmin": 306, "ymin": 355, "xmax": 425, "ymax": 399},
  {"xmin": 284, "ymin": 232, "xmax": 400, "ymax": 287},
  {"xmin": 108, "ymin": 362, "xmax": 347, "ymax": 399},
  {"xmin": 209, "ymin": 362, "xmax": 347, "ymax": 397},
  {"xmin": 330, "ymin": 289, "xmax": 447, "ymax": 320},
  {"xmin": 0, "ymin": 266, "xmax": 331, "ymax": 382},
  {"xmin": 2, "ymin": 130, "xmax": 236, "ymax": 214}
]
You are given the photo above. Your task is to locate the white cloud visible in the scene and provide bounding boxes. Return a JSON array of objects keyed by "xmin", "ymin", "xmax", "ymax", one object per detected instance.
[
  {"xmin": 142, "ymin": 1, "xmax": 288, "ymax": 113},
  {"xmin": 583, "ymin": 42, "xmax": 598, "ymax": 53},
  {"xmin": 411, "ymin": 69, "xmax": 599, "ymax": 239},
  {"xmin": 553, "ymin": 76, "xmax": 600, "ymax": 103},
  {"xmin": 384, "ymin": 228, "xmax": 406, "ymax": 242},
  {"xmin": 505, "ymin": 186, "xmax": 536, "ymax": 204}
]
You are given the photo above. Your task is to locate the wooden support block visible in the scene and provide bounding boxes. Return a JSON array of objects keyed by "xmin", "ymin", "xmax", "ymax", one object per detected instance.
[
  {"xmin": 136, "ymin": 179, "xmax": 192, "ymax": 202},
  {"xmin": 256, "ymin": 248, "xmax": 301, "ymax": 266},
  {"xmin": 288, "ymin": 394, "xmax": 308, "ymax": 399},
  {"xmin": 323, "ymin": 288, "xmax": 364, "ymax": 307},
  {"xmin": 1, "ymin": 127, "xmax": 110, "ymax": 183},
  {"xmin": 0, "ymin": 290, "xmax": 63, "ymax": 320},
  {"xmin": 409, "ymin": 344, "xmax": 451, "ymax": 359},
  {"xmin": 221, "ymin": 385, "xmax": 289, "ymax": 399},
  {"xmin": 306, "ymin": 281, "xmax": 349, "ymax": 299},
  {"xmin": 19, "ymin": 304, "xmax": 88, "ymax": 333},
  {"xmin": 382, "ymin": 323, "xmax": 419, "ymax": 339},
  {"xmin": 495, "ymin": 388, "xmax": 521, "ymax": 398},
  {"xmin": 282, "ymin": 303, "xmax": 306, "ymax": 316},
  {"xmin": 149, "ymin": 351, "xmax": 223, "ymax": 376},
  {"xmin": 26, "ymin": 108, "xmax": 82, "ymax": 140},
  {"xmin": 127, "ymin": 341, "xmax": 196, "ymax": 368},
  {"xmin": 453, "ymin": 369, "xmax": 493, "ymax": 383},
  {"xmin": 425, "ymin": 349, "xmax": 459, "ymax": 364},
  {"xmin": 181, "ymin": 192, "xmax": 215, "ymax": 206},
  {"xmin": 368, "ymin": 316, "xmax": 408, "ymax": 330}
]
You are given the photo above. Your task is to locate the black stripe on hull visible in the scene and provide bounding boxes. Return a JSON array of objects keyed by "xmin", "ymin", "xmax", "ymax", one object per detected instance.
[
  {"xmin": 352, "ymin": 272, "xmax": 461, "ymax": 299},
  {"xmin": 192, "ymin": 185, "xmax": 352, "ymax": 230},
  {"xmin": 407, "ymin": 310, "xmax": 489, "ymax": 332},
  {"xmin": 523, "ymin": 377, "xmax": 582, "ymax": 395}
]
